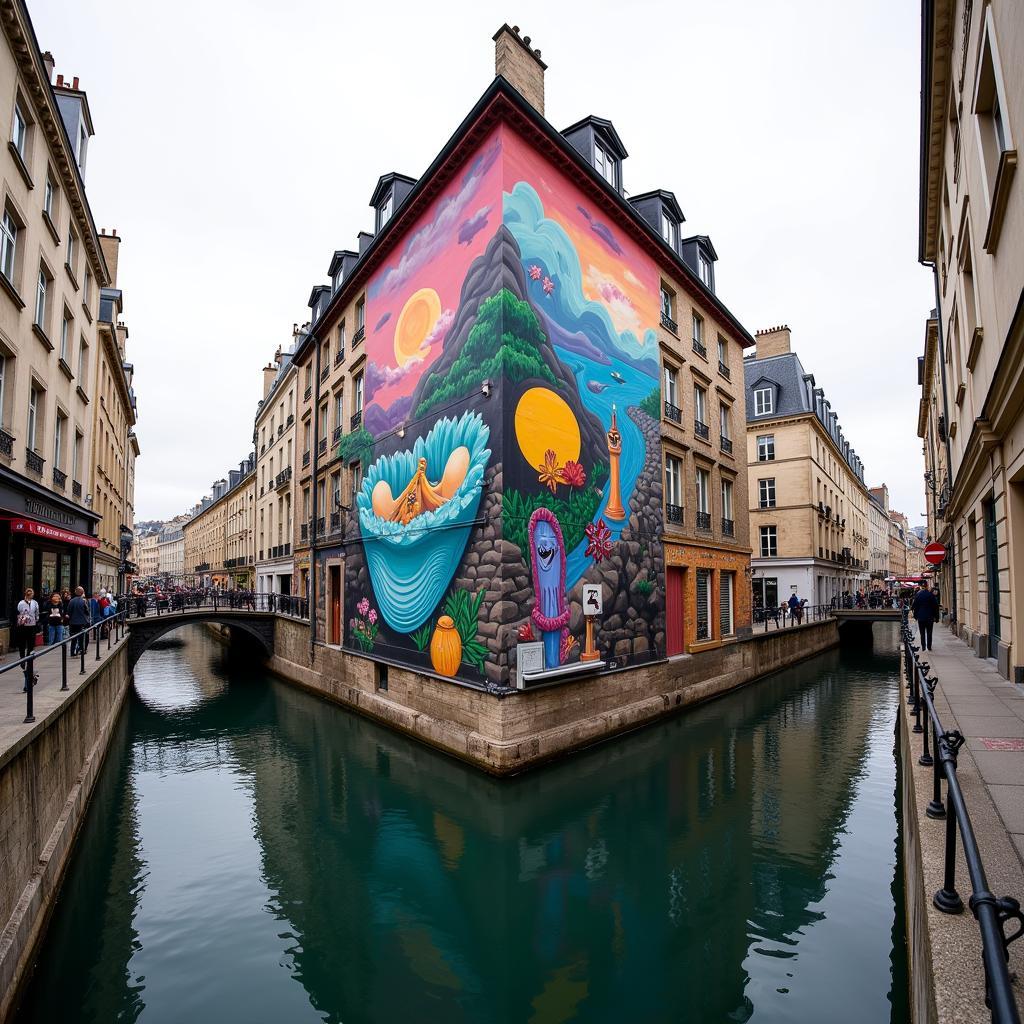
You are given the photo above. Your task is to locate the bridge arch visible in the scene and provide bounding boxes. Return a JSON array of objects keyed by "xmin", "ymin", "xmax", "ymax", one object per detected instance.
[{"xmin": 127, "ymin": 611, "xmax": 276, "ymax": 670}]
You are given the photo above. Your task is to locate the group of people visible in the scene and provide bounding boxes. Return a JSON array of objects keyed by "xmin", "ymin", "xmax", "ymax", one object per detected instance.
[{"xmin": 13, "ymin": 587, "xmax": 121, "ymax": 669}]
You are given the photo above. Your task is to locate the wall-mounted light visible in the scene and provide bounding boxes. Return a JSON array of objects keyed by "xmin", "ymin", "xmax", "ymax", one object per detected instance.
[
  {"xmin": 481, "ymin": 379, "xmax": 492, "ymax": 398},
  {"xmin": 85, "ymin": 494, "xmax": 93, "ymax": 507},
  {"xmin": 398, "ymin": 424, "xmax": 405, "ymax": 439}
]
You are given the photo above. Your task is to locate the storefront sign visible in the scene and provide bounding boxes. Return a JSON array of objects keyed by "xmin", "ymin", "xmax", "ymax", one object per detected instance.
[
  {"xmin": 24, "ymin": 498, "xmax": 76, "ymax": 527},
  {"xmin": 8, "ymin": 518, "xmax": 100, "ymax": 548}
]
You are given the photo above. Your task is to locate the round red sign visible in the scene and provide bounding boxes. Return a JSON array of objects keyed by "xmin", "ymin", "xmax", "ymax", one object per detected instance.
[{"xmin": 924, "ymin": 542, "xmax": 946, "ymax": 565}]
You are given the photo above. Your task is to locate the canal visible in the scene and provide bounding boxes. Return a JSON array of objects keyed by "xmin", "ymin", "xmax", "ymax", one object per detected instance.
[{"xmin": 14, "ymin": 624, "xmax": 908, "ymax": 1023}]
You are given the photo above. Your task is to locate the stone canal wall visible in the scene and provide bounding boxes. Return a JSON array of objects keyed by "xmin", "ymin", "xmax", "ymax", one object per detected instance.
[
  {"xmin": 0, "ymin": 644, "xmax": 131, "ymax": 1023},
  {"xmin": 269, "ymin": 615, "xmax": 840, "ymax": 774}
]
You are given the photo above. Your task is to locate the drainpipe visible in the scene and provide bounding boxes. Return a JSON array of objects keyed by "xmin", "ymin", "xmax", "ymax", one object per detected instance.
[
  {"xmin": 926, "ymin": 262, "xmax": 958, "ymax": 627},
  {"xmin": 310, "ymin": 333, "xmax": 321, "ymax": 660}
]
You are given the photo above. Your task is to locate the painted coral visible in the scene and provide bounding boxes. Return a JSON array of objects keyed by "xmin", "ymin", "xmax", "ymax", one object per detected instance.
[
  {"xmin": 584, "ymin": 518, "xmax": 613, "ymax": 564},
  {"xmin": 558, "ymin": 460, "xmax": 586, "ymax": 489}
]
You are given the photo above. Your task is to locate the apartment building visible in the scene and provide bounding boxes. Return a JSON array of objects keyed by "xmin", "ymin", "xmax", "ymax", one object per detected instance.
[
  {"xmin": 156, "ymin": 518, "xmax": 186, "ymax": 578},
  {"xmin": 0, "ymin": 8, "xmax": 114, "ymax": 634},
  {"xmin": 288, "ymin": 24, "xmax": 755, "ymax": 685},
  {"xmin": 183, "ymin": 458, "xmax": 254, "ymax": 589},
  {"xmin": 254, "ymin": 340, "xmax": 296, "ymax": 595},
  {"xmin": 745, "ymin": 327, "xmax": 870, "ymax": 609},
  {"xmin": 867, "ymin": 493, "xmax": 890, "ymax": 583},
  {"xmin": 224, "ymin": 460, "xmax": 254, "ymax": 588},
  {"xmin": 135, "ymin": 529, "xmax": 158, "ymax": 578},
  {"xmin": 918, "ymin": 0, "xmax": 1023, "ymax": 679},
  {"xmin": 91, "ymin": 228, "xmax": 138, "ymax": 594},
  {"xmin": 889, "ymin": 510, "xmax": 911, "ymax": 579}
]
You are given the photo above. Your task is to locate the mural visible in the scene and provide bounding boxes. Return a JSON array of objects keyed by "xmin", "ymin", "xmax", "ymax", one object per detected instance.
[{"xmin": 344, "ymin": 126, "xmax": 665, "ymax": 685}]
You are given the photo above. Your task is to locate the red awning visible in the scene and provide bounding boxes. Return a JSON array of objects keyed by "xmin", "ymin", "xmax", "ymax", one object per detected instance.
[{"xmin": 6, "ymin": 517, "xmax": 100, "ymax": 548}]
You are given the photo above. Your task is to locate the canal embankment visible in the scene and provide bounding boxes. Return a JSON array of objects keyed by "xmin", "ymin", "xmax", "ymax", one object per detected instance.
[
  {"xmin": 268, "ymin": 613, "xmax": 841, "ymax": 773},
  {"xmin": 0, "ymin": 632, "xmax": 132, "ymax": 1023},
  {"xmin": 898, "ymin": 626, "xmax": 1024, "ymax": 1022}
]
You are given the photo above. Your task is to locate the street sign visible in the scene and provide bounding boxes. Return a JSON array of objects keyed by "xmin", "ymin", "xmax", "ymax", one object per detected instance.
[
  {"xmin": 582, "ymin": 583, "xmax": 603, "ymax": 616},
  {"xmin": 924, "ymin": 541, "xmax": 946, "ymax": 565}
]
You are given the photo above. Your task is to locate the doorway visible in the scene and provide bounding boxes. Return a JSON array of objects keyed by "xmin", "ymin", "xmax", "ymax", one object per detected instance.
[
  {"xmin": 329, "ymin": 565, "xmax": 341, "ymax": 645},
  {"xmin": 984, "ymin": 498, "xmax": 1000, "ymax": 659},
  {"xmin": 666, "ymin": 567, "xmax": 684, "ymax": 656}
]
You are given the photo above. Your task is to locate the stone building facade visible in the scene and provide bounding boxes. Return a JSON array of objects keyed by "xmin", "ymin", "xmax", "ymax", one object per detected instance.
[
  {"xmin": 156, "ymin": 518, "xmax": 185, "ymax": 578},
  {"xmin": 135, "ymin": 529, "xmax": 158, "ymax": 578},
  {"xmin": 184, "ymin": 458, "xmax": 254, "ymax": 589},
  {"xmin": 919, "ymin": 0, "xmax": 1024, "ymax": 679},
  {"xmin": 745, "ymin": 327, "xmax": 870, "ymax": 609}
]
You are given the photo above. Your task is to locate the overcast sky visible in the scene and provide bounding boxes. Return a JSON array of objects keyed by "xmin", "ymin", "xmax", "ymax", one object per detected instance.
[{"xmin": 32, "ymin": 0, "xmax": 933, "ymax": 526}]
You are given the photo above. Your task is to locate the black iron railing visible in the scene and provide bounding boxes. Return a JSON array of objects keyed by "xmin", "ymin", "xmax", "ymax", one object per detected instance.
[
  {"xmin": 275, "ymin": 467, "xmax": 292, "ymax": 490},
  {"xmin": 663, "ymin": 400, "xmax": 681, "ymax": 424},
  {"xmin": 695, "ymin": 510, "xmax": 711, "ymax": 531},
  {"xmin": 718, "ymin": 361, "xmax": 731, "ymax": 379},
  {"xmin": 352, "ymin": 325, "xmax": 365, "ymax": 346},
  {"xmin": 902, "ymin": 617, "xmax": 1023, "ymax": 1023},
  {"xmin": 721, "ymin": 517, "xmax": 734, "ymax": 537},
  {"xmin": 304, "ymin": 385, "xmax": 312, "ymax": 402},
  {"xmin": 52, "ymin": 467, "xmax": 66, "ymax": 489},
  {"xmin": 753, "ymin": 604, "xmax": 833, "ymax": 630},
  {"xmin": 302, "ymin": 450, "xmax": 310, "ymax": 468},
  {"xmin": 332, "ymin": 425, "xmax": 343, "ymax": 444},
  {"xmin": 0, "ymin": 429, "xmax": 13, "ymax": 457},
  {"xmin": 720, "ymin": 435, "xmax": 733, "ymax": 454},
  {"xmin": 666, "ymin": 503, "xmax": 683, "ymax": 525},
  {"xmin": 694, "ymin": 420, "xmax": 710, "ymax": 441},
  {"xmin": 124, "ymin": 591, "xmax": 309, "ymax": 622},
  {"xmin": 25, "ymin": 448, "xmax": 43, "ymax": 474},
  {"xmin": 300, "ymin": 523, "xmax": 309, "ymax": 541},
  {"xmin": 660, "ymin": 312, "xmax": 678, "ymax": 334},
  {"xmin": 317, "ymin": 437, "xmax": 327, "ymax": 455},
  {"xmin": 72, "ymin": 480, "xmax": 82, "ymax": 499},
  {"xmin": 350, "ymin": 411, "xmax": 362, "ymax": 431},
  {"xmin": 692, "ymin": 339, "xmax": 707, "ymax": 359}
]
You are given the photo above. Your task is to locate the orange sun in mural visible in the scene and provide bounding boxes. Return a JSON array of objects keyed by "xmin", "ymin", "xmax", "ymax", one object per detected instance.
[
  {"xmin": 514, "ymin": 388, "xmax": 581, "ymax": 472},
  {"xmin": 394, "ymin": 287, "xmax": 442, "ymax": 367}
]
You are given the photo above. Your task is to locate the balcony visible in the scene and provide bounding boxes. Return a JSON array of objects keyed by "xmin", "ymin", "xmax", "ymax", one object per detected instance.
[
  {"xmin": 694, "ymin": 420, "xmax": 710, "ymax": 441},
  {"xmin": 335, "ymin": 349, "xmax": 344, "ymax": 366},
  {"xmin": 692, "ymin": 338, "xmax": 707, "ymax": 359},
  {"xmin": 329, "ymin": 511, "xmax": 341, "ymax": 531},
  {"xmin": 721, "ymin": 517, "xmax": 734, "ymax": 537},
  {"xmin": 317, "ymin": 517, "xmax": 325, "ymax": 534},
  {"xmin": 663, "ymin": 400, "xmax": 682, "ymax": 424},
  {"xmin": 696, "ymin": 511, "xmax": 712, "ymax": 532},
  {"xmin": 353, "ymin": 325, "xmax": 365, "ymax": 346},
  {"xmin": 259, "ymin": 549, "xmax": 264, "ymax": 561},
  {"xmin": 304, "ymin": 385, "xmax": 312, "ymax": 402},
  {"xmin": 320, "ymin": 366, "xmax": 329, "ymax": 382},
  {"xmin": 317, "ymin": 437, "xmax": 327, "ymax": 455},
  {"xmin": 300, "ymin": 523, "xmax": 309, "ymax": 542},
  {"xmin": 275, "ymin": 467, "xmax": 292, "ymax": 491},
  {"xmin": 0, "ymin": 429, "xmax": 13, "ymax": 458},
  {"xmin": 302, "ymin": 450, "xmax": 310, "ymax": 468},
  {"xmin": 72, "ymin": 479, "xmax": 82, "ymax": 499},
  {"xmin": 195, "ymin": 562, "xmax": 210, "ymax": 572},
  {"xmin": 665, "ymin": 503, "xmax": 684, "ymax": 526},
  {"xmin": 351, "ymin": 411, "xmax": 362, "ymax": 431},
  {"xmin": 25, "ymin": 448, "xmax": 44, "ymax": 475},
  {"xmin": 52, "ymin": 467, "xmax": 66, "ymax": 490},
  {"xmin": 332, "ymin": 425, "xmax": 343, "ymax": 444},
  {"xmin": 718, "ymin": 361, "xmax": 731, "ymax": 380},
  {"xmin": 277, "ymin": 424, "xmax": 284, "ymax": 437},
  {"xmin": 660, "ymin": 311, "xmax": 678, "ymax": 334},
  {"xmin": 720, "ymin": 435, "xmax": 733, "ymax": 455},
  {"xmin": 286, "ymin": 413, "xmax": 294, "ymax": 427}
]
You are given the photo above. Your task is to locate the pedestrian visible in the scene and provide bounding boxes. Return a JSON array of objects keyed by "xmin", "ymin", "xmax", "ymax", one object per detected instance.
[
  {"xmin": 44, "ymin": 592, "xmax": 66, "ymax": 646},
  {"xmin": 911, "ymin": 580, "xmax": 940, "ymax": 651},
  {"xmin": 788, "ymin": 591, "xmax": 802, "ymax": 624},
  {"xmin": 67, "ymin": 586, "xmax": 91, "ymax": 655},
  {"xmin": 15, "ymin": 588, "xmax": 40, "ymax": 661}
]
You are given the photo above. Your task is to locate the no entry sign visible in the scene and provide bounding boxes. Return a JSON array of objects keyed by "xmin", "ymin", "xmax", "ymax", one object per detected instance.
[{"xmin": 924, "ymin": 541, "xmax": 946, "ymax": 565}]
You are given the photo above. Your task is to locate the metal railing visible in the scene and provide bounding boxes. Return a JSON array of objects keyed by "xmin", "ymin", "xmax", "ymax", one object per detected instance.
[
  {"xmin": 902, "ymin": 615, "xmax": 1023, "ymax": 1023},
  {"xmin": 753, "ymin": 604, "xmax": 833, "ymax": 630},
  {"xmin": 694, "ymin": 420, "xmax": 710, "ymax": 441},
  {"xmin": 663, "ymin": 400, "xmax": 682, "ymax": 424},
  {"xmin": 720, "ymin": 435, "xmax": 733, "ymax": 454},
  {"xmin": 5, "ymin": 608, "xmax": 130, "ymax": 724},
  {"xmin": 124, "ymin": 591, "xmax": 309, "ymax": 621}
]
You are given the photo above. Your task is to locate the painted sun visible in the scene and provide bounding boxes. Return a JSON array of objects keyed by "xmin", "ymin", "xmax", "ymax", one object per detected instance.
[{"xmin": 394, "ymin": 287, "xmax": 442, "ymax": 367}]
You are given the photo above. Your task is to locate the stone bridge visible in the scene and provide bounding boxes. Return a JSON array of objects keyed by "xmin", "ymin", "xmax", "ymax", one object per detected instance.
[{"xmin": 126, "ymin": 608, "xmax": 278, "ymax": 669}]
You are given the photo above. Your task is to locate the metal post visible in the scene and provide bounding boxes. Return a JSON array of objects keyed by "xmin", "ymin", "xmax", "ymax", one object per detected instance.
[
  {"xmin": 80, "ymin": 630, "xmax": 86, "ymax": 675},
  {"xmin": 927, "ymin": 725, "xmax": 946, "ymax": 818},
  {"xmin": 23, "ymin": 656, "xmax": 34, "ymax": 723},
  {"xmin": 61, "ymin": 642, "xmax": 68, "ymax": 691},
  {"xmin": 95, "ymin": 624, "xmax": 101, "ymax": 661},
  {"xmin": 107, "ymin": 624, "xmax": 111, "ymax": 651},
  {"xmin": 934, "ymin": 791, "xmax": 965, "ymax": 913}
]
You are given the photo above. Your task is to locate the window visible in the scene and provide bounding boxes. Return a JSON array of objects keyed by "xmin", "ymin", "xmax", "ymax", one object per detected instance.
[
  {"xmin": 663, "ymin": 365, "xmax": 678, "ymax": 410},
  {"xmin": 34, "ymin": 264, "xmax": 50, "ymax": 331},
  {"xmin": 377, "ymin": 191, "xmax": 393, "ymax": 229},
  {"xmin": 754, "ymin": 387, "xmax": 774, "ymax": 415},
  {"xmin": 304, "ymin": 364, "xmax": 312, "ymax": 389},
  {"xmin": 72, "ymin": 429, "xmax": 82, "ymax": 482},
  {"xmin": 11, "ymin": 102, "xmax": 26, "ymax": 158},
  {"xmin": 594, "ymin": 139, "xmax": 617, "ymax": 188},
  {"xmin": 696, "ymin": 467, "xmax": 710, "ymax": 513},
  {"xmin": 0, "ymin": 209, "xmax": 16, "ymax": 282},
  {"xmin": 660, "ymin": 211, "xmax": 678, "ymax": 249},
  {"xmin": 695, "ymin": 568, "xmax": 711, "ymax": 641},
  {"xmin": 974, "ymin": 17, "xmax": 1014, "ymax": 248},
  {"xmin": 77, "ymin": 338, "xmax": 88, "ymax": 386},
  {"xmin": 351, "ymin": 460, "xmax": 363, "ymax": 495},
  {"xmin": 334, "ymin": 392, "xmax": 344, "ymax": 433},
  {"xmin": 27, "ymin": 386, "xmax": 39, "ymax": 449},
  {"xmin": 760, "ymin": 525, "xmax": 778, "ymax": 558},
  {"xmin": 665, "ymin": 454, "xmax": 682, "ymax": 507},
  {"xmin": 318, "ymin": 402, "xmax": 328, "ymax": 437},
  {"xmin": 60, "ymin": 310, "xmax": 71, "ymax": 361},
  {"xmin": 719, "ymin": 404, "xmax": 730, "ymax": 440},
  {"xmin": 320, "ymin": 339, "xmax": 329, "ymax": 370},
  {"xmin": 720, "ymin": 572, "xmax": 734, "ymax": 637},
  {"xmin": 694, "ymin": 385, "xmax": 707, "ymax": 426},
  {"xmin": 757, "ymin": 433, "xmax": 775, "ymax": 461},
  {"xmin": 82, "ymin": 266, "xmax": 91, "ymax": 312},
  {"xmin": 356, "ymin": 297, "xmax": 365, "ymax": 332},
  {"xmin": 336, "ymin": 320, "xmax": 346, "ymax": 361},
  {"xmin": 660, "ymin": 284, "xmax": 674, "ymax": 323},
  {"xmin": 77, "ymin": 125, "xmax": 87, "ymax": 167},
  {"xmin": 721, "ymin": 478, "xmax": 733, "ymax": 519},
  {"xmin": 698, "ymin": 253, "xmax": 712, "ymax": 287},
  {"xmin": 330, "ymin": 471, "xmax": 341, "ymax": 509},
  {"xmin": 717, "ymin": 335, "xmax": 727, "ymax": 368},
  {"xmin": 43, "ymin": 177, "xmax": 54, "ymax": 219},
  {"xmin": 354, "ymin": 373, "xmax": 363, "ymax": 414},
  {"xmin": 53, "ymin": 411, "xmax": 64, "ymax": 470},
  {"xmin": 692, "ymin": 313, "xmax": 705, "ymax": 353},
  {"xmin": 66, "ymin": 227, "xmax": 76, "ymax": 274},
  {"xmin": 759, "ymin": 478, "xmax": 776, "ymax": 508}
]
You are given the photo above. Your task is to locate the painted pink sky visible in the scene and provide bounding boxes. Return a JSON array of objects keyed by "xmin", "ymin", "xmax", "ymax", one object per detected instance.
[{"xmin": 365, "ymin": 130, "xmax": 502, "ymax": 414}]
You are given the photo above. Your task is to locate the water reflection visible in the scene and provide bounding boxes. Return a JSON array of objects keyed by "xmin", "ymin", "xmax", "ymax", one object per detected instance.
[{"xmin": 15, "ymin": 626, "xmax": 907, "ymax": 1024}]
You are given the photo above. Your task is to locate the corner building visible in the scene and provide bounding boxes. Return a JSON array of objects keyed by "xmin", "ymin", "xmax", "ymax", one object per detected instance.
[{"xmin": 290, "ymin": 26, "xmax": 753, "ymax": 690}]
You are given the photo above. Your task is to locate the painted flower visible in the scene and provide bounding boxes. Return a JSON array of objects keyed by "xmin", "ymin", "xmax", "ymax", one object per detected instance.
[
  {"xmin": 584, "ymin": 518, "xmax": 613, "ymax": 563},
  {"xmin": 537, "ymin": 449, "xmax": 562, "ymax": 493},
  {"xmin": 528, "ymin": 264, "xmax": 542, "ymax": 280},
  {"xmin": 517, "ymin": 622, "xmax": 535, "ymax": 642},
  {"xmin": 357, "ymin": 597, "xmax": 370, "ymax": 617},
  {"xmin": 368, "ymin": 608, "xmax": 378, "ymax": 625},
  {"xmin": 542, "ymin": 276, "xmax": 555, "ymax": 295},
  {"xmin": 560, "ymin": 631, "xmax": 579, "ymax": 662},
  {"xmin": 558, "ymin": 460, "xmax": 586, "ymax": 489}
]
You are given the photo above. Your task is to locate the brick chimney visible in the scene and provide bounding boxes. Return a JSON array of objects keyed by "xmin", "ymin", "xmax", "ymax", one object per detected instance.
[
  {"xmin": 754, "ymin": 324, "xmax": 792, "ymax": 359},
  {"xmin": 99, "ymin": 227, "xmax": 120, "ymax": 287},
  {"xmin": 262, "ymin": 364, "xmax": 278, "ymax": 400},
  {"xmin": 41, "ymin": 51, "xmax": 54, "ymax": 83},
  {"xmin": 493, "ymin": 24, "xmax": 546, "ymax": 115}
]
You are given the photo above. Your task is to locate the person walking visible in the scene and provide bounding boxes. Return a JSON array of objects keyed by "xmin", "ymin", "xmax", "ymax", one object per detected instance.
[
  {"xmin": 44, "ymin": 592, "xmax": 66, "ymax": 646},
  {"xmin": 15, "ymin": 588, "xmax": 40, "ymax": 660},
  {"xmin": 67, "ymin": 586, "xmax": 91, "ymax": 655},
  {"xmin": 788, "ymin": 591, "xmax": 802, "ymax": 625},
  {"xmin": 911, "ymin": 580, "xmax": 940, "ymax": 651}
]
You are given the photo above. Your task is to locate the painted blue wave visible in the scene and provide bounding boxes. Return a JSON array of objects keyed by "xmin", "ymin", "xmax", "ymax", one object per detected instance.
[{"xmin": 357, "ymin": 411, "xmax": 491, "ymax": 633}]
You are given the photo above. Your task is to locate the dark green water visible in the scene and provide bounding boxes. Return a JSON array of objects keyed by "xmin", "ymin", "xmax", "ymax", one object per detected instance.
[{"xmin": 14, "ymin": 625, "xmax": 908, "ymax": 1023}]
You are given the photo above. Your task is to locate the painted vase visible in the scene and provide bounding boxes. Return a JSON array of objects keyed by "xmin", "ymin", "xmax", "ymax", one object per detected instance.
[{"xmin": 430, "ymin": 616, "xmax": 462, "ymax": 676}]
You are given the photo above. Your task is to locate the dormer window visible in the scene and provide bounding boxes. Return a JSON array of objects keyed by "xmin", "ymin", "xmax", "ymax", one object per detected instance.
[
  {"xmin": 376, "ymin": 191, "xmax": 394, "ymax": 231},
  {"xmin": 754, "ymin": 387, "xmax": 774, "ymax": 416},
  {"xmin": 594, "ymin": 139, "xmax": 618, "ymax": 188},
  {"xmin": 660, "ymin": 212, "xmax": 678, "ymax": 250},
  {"xmin": 698, "ymin": 253, "xmax": 712, "ymax": 287}
]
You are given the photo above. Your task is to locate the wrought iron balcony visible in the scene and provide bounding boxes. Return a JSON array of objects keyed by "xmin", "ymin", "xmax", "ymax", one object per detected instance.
[
  {"xmin": 663, "ymin": 400, "xmax": 681, "ymax": 424},
  {"xmin": 329, "ymin": 511, "xmax": 341, "ymax": 531},
  {"xmin": 666, "ymin": 503, "xmax": 684, "ymax": 526},
  {"xmin": 720, "ymin": 435, "xmax": 733, "ymax": 454},
  {"xmin": 0, "ymin": 429, "xmax": 13, "ymax": 458},
  {"xmin": 317, "ymin": 517, "xmax": 325, "ymax": 534},
  {"xmin": 335, "ymin": 349, "xmax": 344, "ymax": 366},
  {"xmin": 660, "ymin": 311, "xmax": 678, "ymax": 334},
  {"xmin": 275, "ymin": 467, "xmax": 292, "ymax": 491},
  {"xmin": 286, "ymin": 413, "xmax": 294, "ymax": 427},
  {"xmin": 302, "ymin": 450, "xmax": 310, "ymax": 468},
  {"xmin": 300, "ymin": 523, "xmax": 309, "ymax": 542},
  {"xmin": 692, "ymin": 339, "xmax": 707, "ymax": 359},
  {"xmin": 25, "ymin": 448, "xmax": 44, "ymax": 474},
  {"xmin": 277, "ymin": 424, "xmax": 284, "ymax": 437},
  {"xmin": 304, "ymin": 385, "xmax": 312, "ymax": 402},
  {"xmin": 696, "ymin": 511, "xmax": 712, "ymax": 532},
  {"xmin": 320, "ymin": 366, "xmax": 329, "ymax": 382},
  {"xmin": 718, "ymin": 361, "xmax": 731, "ymax": 380},
  {"xmin": 353, "ymin": 325, "xmax": 365, "ymax": 346},
  {"xmin": 195, "ymin": 562, "xmax": 210, "ymax": 572},
  {"xmin": 694, "ymin": 420, "xmax": 710, "ymax": 441},
  {"xmin": 350, "ymin": 411, "xmax": 362, "ymax": 431},
  {"xmin": 317, "ymin": 437, "xmax": 327, "ymax": 455},
  {"xmin": 721, "ymin": 517, "xmax": 734, "ymax": 537},
  {"xmin": 72, "ymin": 479, "xmax": 82, "ymax": 499},
  {"xmin": 52, "ymin": 467, "xmax": 66, "ymax": 490},
  {"xmin": 332, "ymin": 425, "xmax": 343, "ymax": 444}
]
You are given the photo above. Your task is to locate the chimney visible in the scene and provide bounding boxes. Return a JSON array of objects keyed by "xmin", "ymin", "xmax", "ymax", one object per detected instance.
[
  {"xmin": 42, "ymin": 51, "xmax": 54, "ymax": 82},
  {"xmin": 262, "ymin": 363, "xmax": 278, "ymax": 400},
  {"xmin": 754, "ymin": 324, "xmax": 792, "ymax": 359},
  {"xmin": 99, "ymin": 229, "xmax": 121, "ymax": 287},
  {"xmin": 493, "ymin": 24, "xmax": 546, "ymax": 115}
]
